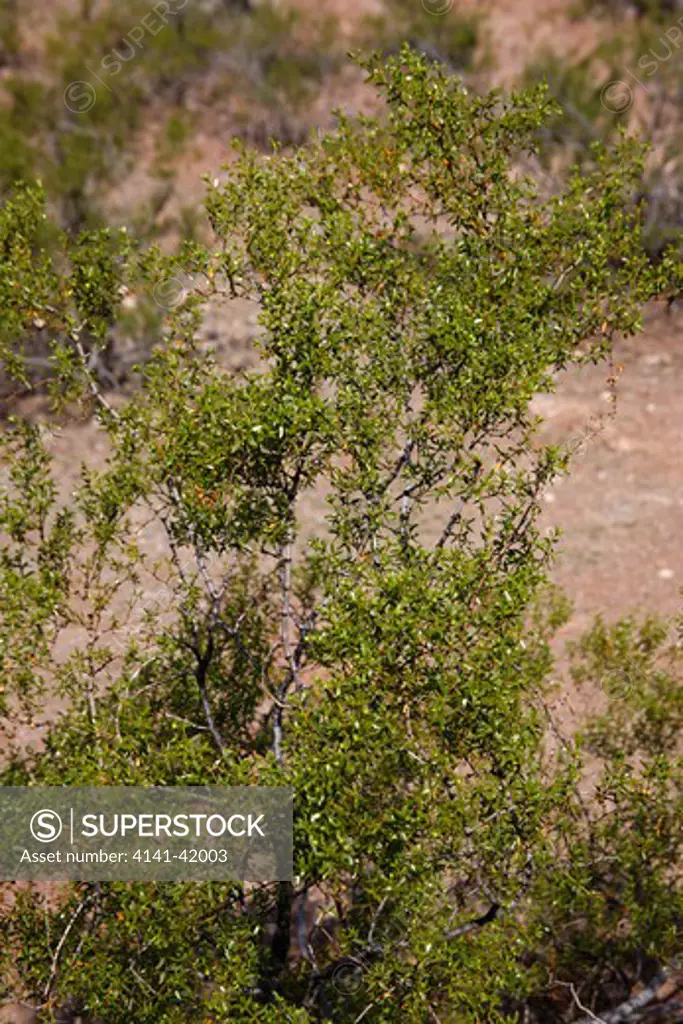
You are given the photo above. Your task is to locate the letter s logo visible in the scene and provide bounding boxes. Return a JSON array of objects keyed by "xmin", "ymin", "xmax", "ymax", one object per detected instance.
[{"xmin": 30, "ymin": 809, "xmax": 63, "ymax": 843}]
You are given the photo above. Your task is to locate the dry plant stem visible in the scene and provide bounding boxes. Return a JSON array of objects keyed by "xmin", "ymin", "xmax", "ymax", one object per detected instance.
[
  {"xmin": 42, "ymin": 892, "xmax": 94, "ymax": 1004},
  {"xmin": 573, "ymin": 958, "xmax": 683, "ymax": 1024}
]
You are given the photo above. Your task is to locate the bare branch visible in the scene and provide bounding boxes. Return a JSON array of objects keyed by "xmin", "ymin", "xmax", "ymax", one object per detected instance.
[
  {"xmin": 43, "ymin": 891, "xmax": 94, "ymax": 1003},
  {"xmin": 572, "ymin": 959, "xmax": 683, "ymax": 1024}
]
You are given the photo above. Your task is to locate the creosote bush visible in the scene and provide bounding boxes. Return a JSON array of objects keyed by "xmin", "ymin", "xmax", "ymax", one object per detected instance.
[{"xmin": 0, "ymin": 47, "xmax": 681, "ymax": 1024}]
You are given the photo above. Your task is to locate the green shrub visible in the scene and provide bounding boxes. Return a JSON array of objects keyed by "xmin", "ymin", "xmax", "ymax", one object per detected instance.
[
  {"xmin": 527, "ymin": 37, "xmax": 683, "ymax": 259},
  {"xmin": 0, "ymin": 47, "xmax": 681, "ymax": 1023}
]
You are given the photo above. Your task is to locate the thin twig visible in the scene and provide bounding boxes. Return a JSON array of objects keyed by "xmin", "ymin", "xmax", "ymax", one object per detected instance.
[
  {"xmin": 573, "ymin": 959, "xmax": 683, "ymax": 1024},
  {"xmin": 43, "ymin": 892, "xmax": 93, "ymax": 1002}
]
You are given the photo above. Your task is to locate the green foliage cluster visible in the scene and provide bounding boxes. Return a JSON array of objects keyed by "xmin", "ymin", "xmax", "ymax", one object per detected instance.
[
  {"xmin": 0, "ymin": 47, "xmax": 681, "ymax": 1023},
  {"xmin": 0, "ymin": 0, "xmax": 347, "ymax": 391},
  {"xmin": 527, "ymin": 19, "xmax": 683, "ymax": 259}
]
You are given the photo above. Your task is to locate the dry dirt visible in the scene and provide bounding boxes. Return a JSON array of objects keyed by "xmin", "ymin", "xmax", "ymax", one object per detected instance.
[{"xmin": 536, "ymin": 302, "xmax": 683, "ymax": 729}]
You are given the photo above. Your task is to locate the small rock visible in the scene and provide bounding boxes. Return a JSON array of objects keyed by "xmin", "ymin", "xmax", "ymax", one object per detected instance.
[{"xmin": 658, "ymin": 568, "xmax": 674, "ymax": 580}]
